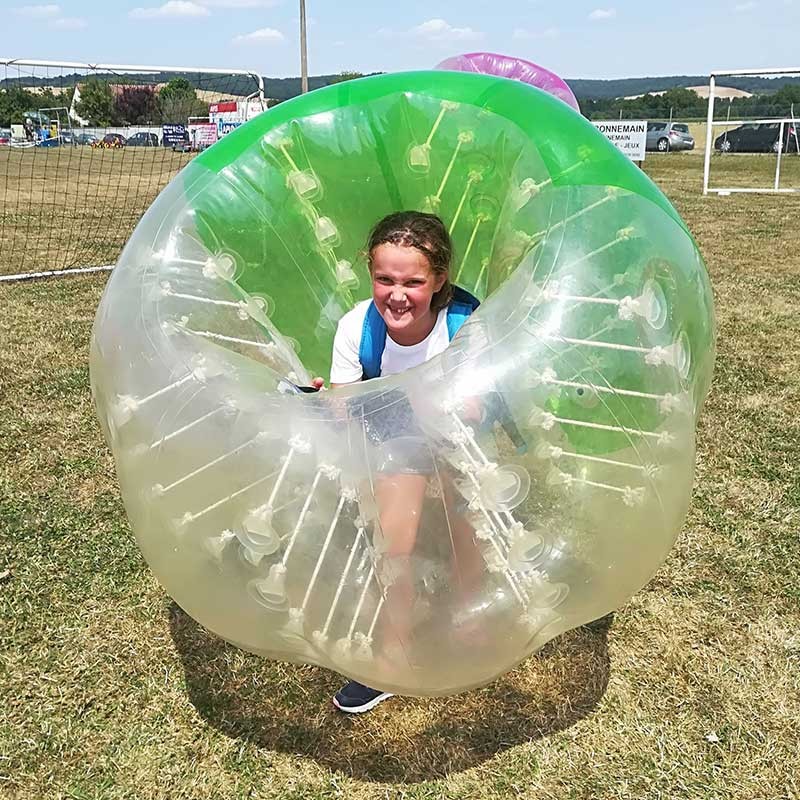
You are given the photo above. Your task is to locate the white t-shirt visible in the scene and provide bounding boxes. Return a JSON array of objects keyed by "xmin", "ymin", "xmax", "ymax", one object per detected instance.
[{"xmin": 330, "ymin": 299, "xmax": 450, "ymax": 383}]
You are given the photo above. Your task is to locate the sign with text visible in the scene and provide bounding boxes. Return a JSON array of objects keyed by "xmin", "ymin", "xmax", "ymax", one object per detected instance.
[
  {"xmin": 209, "ymin": 101, "xmax": 238, "ymax": 115},
  {"xmin": 209, "ymin": 99, "xmax": 267, "ymax": 138},
  {"xmin": 188, "ymin": 123, "xmax": 218, "ymax": 149},
  {"xmin": 209, "ymin": 103, "xmax": 241, "ymax": 137},
  {"xmin": 592, "ymin": 120, "xmax": 647, "ymax": 161},
  {"xmin": 162, "ymin": 123, "xmax": 187, "ymax": 147}
]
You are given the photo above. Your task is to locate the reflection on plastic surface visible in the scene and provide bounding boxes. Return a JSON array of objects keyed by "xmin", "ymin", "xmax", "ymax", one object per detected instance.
[{"xmin": 90, "ymin": 71, "xmax": 715, "ymax": 696}]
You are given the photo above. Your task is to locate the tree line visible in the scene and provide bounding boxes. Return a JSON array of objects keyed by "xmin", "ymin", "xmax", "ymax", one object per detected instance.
[
  {"xmin": 567, "ymin": 74, "xmax": 800, "ymax": 100},
  {"xmin": 0, "ymin": 77, "xmax": 207, "ymax": 127},
  {"xmin": 316, "ymin": 74, "xmax": 800, "ymax": 121},
  {"xmin": 3, "ymin": 73, "xmax": 799, "ymax": 128},
  {"xmin": 581, "ymin": 84, "xmax": 800, "ymax": 120}
]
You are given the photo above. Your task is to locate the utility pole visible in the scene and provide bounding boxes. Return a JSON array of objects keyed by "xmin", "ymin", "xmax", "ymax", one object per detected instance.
[{"xmin": 299, "ymin": 0, "xmax": 308, "ymax": 93}]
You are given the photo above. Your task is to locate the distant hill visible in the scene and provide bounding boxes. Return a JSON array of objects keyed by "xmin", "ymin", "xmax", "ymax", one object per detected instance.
[
  {"xmin": 622, "ymin": 85, "xmax": 753, "ymax": 100},
  {"xmin": 265, "ymin": 74, "xmax": 798, "ymax": 101},
  {"xmin": 0, "ymin": 71, "xmax": 373, "ymax": 101},
  {"xmin": 565, "ymin": 74, "xmax": 799, "ymax": 100},
  {"xmin": 2, "ymin": 69, "xmax": 797, "ymax": 103}
]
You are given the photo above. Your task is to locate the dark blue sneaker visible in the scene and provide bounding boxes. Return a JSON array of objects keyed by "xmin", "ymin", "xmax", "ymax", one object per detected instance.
[{"xmin": 332, "ymin": 680, "xmax": 393, "ymax": 714}]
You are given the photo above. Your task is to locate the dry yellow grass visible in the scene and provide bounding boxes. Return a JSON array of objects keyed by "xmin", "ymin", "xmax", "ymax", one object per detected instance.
[
  {"xmin": 0, "ymin": 146, "xmax": 192, "ymax": 276},
  {"xmin": 1, "ymin": 155, "xmax": 799, "ymax": 799}
]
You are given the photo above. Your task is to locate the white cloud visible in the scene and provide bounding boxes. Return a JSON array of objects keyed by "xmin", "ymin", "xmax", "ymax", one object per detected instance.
[
  {"xmin": 378, "ymin": 18, "xmax": 483, "ymax": 43},
  {"xmin": 52, "ymin": 15, "xmax": 87, "ymax": 28},
  {"xmin": 411, "ymin": 18, "xmax": 483, "ymax": 42},
  {"xmin": 13, "ymin": 4, "xmax": 87, "ymax": 28},
  {"xmin": 129, "ymin": 1, "xmax": 211, "ymax": 19},
  {"xmin": 588, "ymin": 7, "xmax": 617, "ymax": 19},
  {"xmin": 13, "ymin": 3, "xmax": 60, "ymax": 17},
  {"xmin": 232, "ymin": 27, "xmax": 285, "ymax": 44},
  {"xmin": 513, "ymin": 26, "xmax": 558, "ymax": 40},
  {"xmin": 734, "ymin": 0, "xmax": 756, "ymax": 9}
]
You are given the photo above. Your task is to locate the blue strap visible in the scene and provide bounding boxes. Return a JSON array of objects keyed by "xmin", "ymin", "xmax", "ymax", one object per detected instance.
[
  {"xmin": 359, "ymin": 302, "xmax": 387, "ymax": 380},
  {"xmin": 359, "ymin": 286, "xmax": 480, "ymax": 380},
  {"xmin": 446, "ymin": 285, "xmax": 481, "ymax": 339}
]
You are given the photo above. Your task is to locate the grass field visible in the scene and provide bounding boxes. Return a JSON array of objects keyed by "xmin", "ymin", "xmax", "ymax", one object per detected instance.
[
  {"xmin": 1, "ymin": 143, "xmax": 799, "ymax": 276},
  {"xmin": 0, "ymin": 147, "xmax": 192, "ymax": 276},
  {"xmin": 1, "ymin": 154, "xmax": 799, "ymax": 799}
]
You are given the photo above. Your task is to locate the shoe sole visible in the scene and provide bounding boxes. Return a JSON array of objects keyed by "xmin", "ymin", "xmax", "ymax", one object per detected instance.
[{"xmin": 332, "ymin": 692, "xmax": 394, "ymax": 714}]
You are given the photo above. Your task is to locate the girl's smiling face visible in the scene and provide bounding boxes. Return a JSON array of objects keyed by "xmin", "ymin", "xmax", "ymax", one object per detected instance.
[{"xmin": 370, "ymin": 243, "xmax": 447, "ymax": 345}]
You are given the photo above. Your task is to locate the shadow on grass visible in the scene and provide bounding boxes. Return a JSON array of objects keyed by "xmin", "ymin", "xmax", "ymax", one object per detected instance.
[{"xmin": 169, "ymin": 603, "xmax": 612, "ymax": 782}]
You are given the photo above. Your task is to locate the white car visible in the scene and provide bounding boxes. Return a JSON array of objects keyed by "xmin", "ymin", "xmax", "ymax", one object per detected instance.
[{"xmin": 646, "ymin": 122, "xmax": 695, "ymax": 152}]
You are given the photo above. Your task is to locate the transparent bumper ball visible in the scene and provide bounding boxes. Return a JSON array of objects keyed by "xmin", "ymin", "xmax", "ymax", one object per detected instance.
[{"xmin": 90, "ymin": 71, "xmax": 715, "ymax": 696}]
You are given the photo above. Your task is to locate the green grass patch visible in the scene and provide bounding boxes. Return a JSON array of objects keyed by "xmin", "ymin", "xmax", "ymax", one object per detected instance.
[{"xmin": 1, "ymin": 158, "xmax": 799, "ymax": 799}]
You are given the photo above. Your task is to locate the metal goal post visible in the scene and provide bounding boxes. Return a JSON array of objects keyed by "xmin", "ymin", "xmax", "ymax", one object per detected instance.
[
  {"xmin": 0, "ymin": 58, "xmax": 266, "ymax": 283},
  {"xmin": 703, "ymin": 67, "xmax": 800, "ymax": 196}
]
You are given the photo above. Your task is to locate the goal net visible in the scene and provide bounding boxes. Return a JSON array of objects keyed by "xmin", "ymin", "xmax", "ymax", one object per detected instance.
[
  {"xmin": 703, "ymin": 67, "xmax": 800, "ymax": 195},
  {"xmin": 0, "ymin": 58, "xmax": 266, "ymax": 281}
]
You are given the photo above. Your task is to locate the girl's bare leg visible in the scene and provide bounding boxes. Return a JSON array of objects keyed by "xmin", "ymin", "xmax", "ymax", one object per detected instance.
[
  {"xmin": 442, "ymin": 477, "xmax": 484, "ymax": 602},
  {"xmin": 374, "ymin": 473, "xmax": 428, "ymax": 666}
]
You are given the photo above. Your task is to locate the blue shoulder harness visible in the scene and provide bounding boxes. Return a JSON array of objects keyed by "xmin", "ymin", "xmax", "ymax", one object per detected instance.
[{"xmin": 358, "ymin": 286, "xmax": 480, "ymax": 380}]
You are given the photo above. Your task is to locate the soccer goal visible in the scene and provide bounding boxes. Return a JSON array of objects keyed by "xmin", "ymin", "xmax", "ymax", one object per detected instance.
[
  {"xmin": 703, "ymin": 67, "xmax": 800, "ymax": 196},
  {"xmin": 0, "ymin": 58, "xmax": 267, "ymax": 282}
]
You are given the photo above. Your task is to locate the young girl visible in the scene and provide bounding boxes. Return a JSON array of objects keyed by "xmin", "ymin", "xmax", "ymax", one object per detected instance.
[{"xmin": 315, "ymin": 211, "xmax": 481, "ymax": 714}]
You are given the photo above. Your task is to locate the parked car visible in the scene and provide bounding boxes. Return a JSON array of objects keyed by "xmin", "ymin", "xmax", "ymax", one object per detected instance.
[
  {"xmin": 0, "ymin": 128, "xmax": 11, "ymax": 145},
  {"xmin": 92, "ymin": 133, "xmax": 127, "ymax": 149},
  {"xmin": 59, "ymin": 131, "xmax": 75, "ymax": 145},
  {"xmin": 75, "ymin": 132, "xmax": 99, "ymax": 146},
  {"xmin": 714, "ymin": 122, "xmax": 799, "ymax": 153},
  {"xmin": 127, "ymin": 131, "xmax": 160, "ymax": 147},
  {"xmin": 646, "ymin": 122, "xmax": 695, "ymax": 152}
]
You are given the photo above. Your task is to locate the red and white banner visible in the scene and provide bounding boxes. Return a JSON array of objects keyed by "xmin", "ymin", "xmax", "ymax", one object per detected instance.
[
  {"xmin": 209, "ymin": 99, "xmax": 268, "ymax": 137},
  {"xmin": 209, "ymin": 101, "xmax": 238, "ymax": 114},
  {"xmin": 188, "ymin": 122, "xmax": 218, "ymax": 148}
]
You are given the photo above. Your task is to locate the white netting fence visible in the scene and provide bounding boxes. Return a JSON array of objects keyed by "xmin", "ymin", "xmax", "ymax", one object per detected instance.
[{"xmin": 0, "ymin": 58, "xmax": 267, "ymax": 280}]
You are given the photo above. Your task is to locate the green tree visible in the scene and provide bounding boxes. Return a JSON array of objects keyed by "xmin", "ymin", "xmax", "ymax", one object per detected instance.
[
  {"xmin": 328, "ymin": 71, "xmax": 364, "ymax": 85},
  {"xmin": 158, "ymin": 77, "xmax": 205, "ymax": 123},
  {"xmin": 772, "ymin": 84, "xmax": 800, "ymax": 111},
  {"xmin": 75, "ymin": 78, "xmax": 117, "ymax": 126},
  {"xmin": 0, "ymin": 87, "xmax": 34, "ymax": 126}
]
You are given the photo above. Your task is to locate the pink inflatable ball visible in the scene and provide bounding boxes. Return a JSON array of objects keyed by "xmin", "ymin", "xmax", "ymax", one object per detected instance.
[{"xmin": 435, "ymin": 52, "xmax": 580, "ymax": 113}]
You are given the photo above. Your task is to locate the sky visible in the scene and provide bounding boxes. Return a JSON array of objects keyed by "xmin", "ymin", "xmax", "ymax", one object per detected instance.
[{"xmin": 2, "ymin": 0, "xmax": 800, "ymax": 82}]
